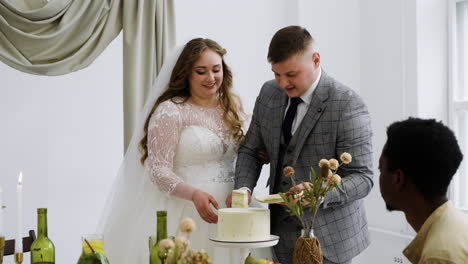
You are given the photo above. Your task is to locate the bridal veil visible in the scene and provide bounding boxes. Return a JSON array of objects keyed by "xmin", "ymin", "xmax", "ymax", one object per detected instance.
[{"xmin": 97, "ymin": 45, "xmax": 184, "ymax": 263}]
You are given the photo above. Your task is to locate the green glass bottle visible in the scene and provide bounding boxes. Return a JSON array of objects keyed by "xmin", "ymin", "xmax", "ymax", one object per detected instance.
[
  {"xmin": 30, "ymin": 208, "xmax": 55, "ymax": 264},
  {"xmin": 149, "ymin": 211, "xmax": 167, "ymax": 264}
]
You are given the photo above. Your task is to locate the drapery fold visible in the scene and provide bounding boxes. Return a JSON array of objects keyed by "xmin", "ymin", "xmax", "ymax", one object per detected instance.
[
  {"xmin": 0, "ymin": 0, "xmax": 122, "ymax": 75},
  {"xmin": 0, "ymin": 0, "xmax": 175, "ymax": 150}
]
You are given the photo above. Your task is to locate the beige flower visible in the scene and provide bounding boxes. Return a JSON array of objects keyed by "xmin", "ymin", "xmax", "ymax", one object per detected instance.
[
  {"xmin": 180, "ymin": 218, "xmax": 196, "ymax": 234},
  {"xmin": 159, "ymin": 238, "xmax": 175, "ymax": 251},
  {"xmin": 328, "ymin": 169, "xmax": 333, "ymax": 177},
  {"xmin": 340, "ymin": 152, "xmax": 352, "ymax": 164},
  {"xmin": 175, "ymin": 236, "xmax": 190, "ymax": 252},
  {"xmin": 319, "ymin": 159, "xmax": 329, "ymax": 168},
  {"xmin": 283, "ymin": 166, "xmax": 295, "ymax": 178},
  {"xmin": 329, "ymin": 159, "xmax": 339, "ymax": 170},
  {"xmin": 329, "ymin": 174, "xmax": 342, "ymax": 185}
]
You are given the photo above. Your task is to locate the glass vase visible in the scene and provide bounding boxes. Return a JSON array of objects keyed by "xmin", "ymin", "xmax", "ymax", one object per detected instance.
[
  {"xmin": 301, "ymin": 228, "xmax": 315, "ymax": 238},
  {"xmin": 293, "ymin": 229, "xmax": 323, "ymax": 264},
  {"xmin": 77, "ymin": 234, "xmax": 110, "ymax": 264}
]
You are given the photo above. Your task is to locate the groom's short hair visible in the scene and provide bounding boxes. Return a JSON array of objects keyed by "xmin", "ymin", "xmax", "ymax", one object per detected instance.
[{"xmin": 268, "ymin": 26, "xmax": 314, "ymax": 64}]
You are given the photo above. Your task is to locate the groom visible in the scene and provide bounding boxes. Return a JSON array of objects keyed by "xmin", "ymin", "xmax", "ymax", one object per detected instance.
[{"xmin": 228, "ymin": 26, "xmax": 374, "ymax": 264}]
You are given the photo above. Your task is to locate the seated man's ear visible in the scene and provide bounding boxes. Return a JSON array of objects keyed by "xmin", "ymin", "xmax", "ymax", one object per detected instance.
[{"xmin": 392, "ymin": 169, "xmax": 407, "ymax": 192}]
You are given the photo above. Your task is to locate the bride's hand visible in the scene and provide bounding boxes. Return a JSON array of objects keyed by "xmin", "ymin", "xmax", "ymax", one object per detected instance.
[{"xmin": 192, "ymin": 190, "xmax": 219, "ymax": 224}]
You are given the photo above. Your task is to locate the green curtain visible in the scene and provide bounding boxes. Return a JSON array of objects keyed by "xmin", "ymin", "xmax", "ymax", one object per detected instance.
[
  {"xmin": 122, "ymin": 0, "xmax": 175, "ymax": 150},
  {"xmin": 0, "ymin": 0, "xmax": 175, "ymax": 150}
]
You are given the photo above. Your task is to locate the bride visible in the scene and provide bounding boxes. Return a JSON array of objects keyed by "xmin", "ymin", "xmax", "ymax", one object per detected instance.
[{"xmin": 98, "ymin": 38, "xmax": 245, "ymax": 263}]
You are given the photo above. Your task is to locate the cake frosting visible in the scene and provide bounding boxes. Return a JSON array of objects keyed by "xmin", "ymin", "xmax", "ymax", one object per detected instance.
[{"xmin": 217, "ymin": 208, "xmax": 270, "ymax": 241}]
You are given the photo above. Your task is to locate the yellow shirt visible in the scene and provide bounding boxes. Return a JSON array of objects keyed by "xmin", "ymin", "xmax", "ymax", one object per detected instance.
[{"xmin": 403, "ymin": 201, "xmax": 468, "ymax": 264}]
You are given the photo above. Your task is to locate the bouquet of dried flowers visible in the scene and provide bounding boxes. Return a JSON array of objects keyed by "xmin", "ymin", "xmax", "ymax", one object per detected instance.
[
  {"xmin": 279, "ymin": 152, "xmax": 352, "ymax": 264},
  {"xmin": 158, "ymin": 218, "xmax": 213, "ymax": 264}
]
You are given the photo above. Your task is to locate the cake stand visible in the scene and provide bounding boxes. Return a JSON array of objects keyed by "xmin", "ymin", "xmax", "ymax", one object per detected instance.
[{"xmin": 209, "ymin": 235, "xmax": 279, "ymax": 264}]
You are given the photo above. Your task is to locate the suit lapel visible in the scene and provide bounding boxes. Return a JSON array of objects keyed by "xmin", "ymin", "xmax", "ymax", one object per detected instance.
[
  {"xmin": 290, "ymin": 72, "xmax": 331, "ymax": 163},
  {"xmin": 270, "ymin": 90, "xmax": 288, "ymax": 168}
]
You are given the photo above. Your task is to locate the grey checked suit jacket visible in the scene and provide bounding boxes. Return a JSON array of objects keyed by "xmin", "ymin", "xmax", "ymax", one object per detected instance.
[{"xmin": 235, "ymin": 71, "xmax": 373, "ymax": 263}]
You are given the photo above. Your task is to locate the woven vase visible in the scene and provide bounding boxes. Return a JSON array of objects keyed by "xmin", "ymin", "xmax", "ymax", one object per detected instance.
[{"xmin": 292, "ymin": 230, "xmax": 323, "ymax": 264}]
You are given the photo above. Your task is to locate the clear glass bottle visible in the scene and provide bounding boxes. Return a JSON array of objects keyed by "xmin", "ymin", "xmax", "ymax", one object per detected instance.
[
  {"xmin": 77, "ymin": 234, "xmax": 110, "ymax": 264},
  {"xmin": 30, "ymin": 208, "xmax": 55, "ymax": 264},
  {"xmin": 149, "ymin": 211, "xmax": 168, "ymax": 264}
]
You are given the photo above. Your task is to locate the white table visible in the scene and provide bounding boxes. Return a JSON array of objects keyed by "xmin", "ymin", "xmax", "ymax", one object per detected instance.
[{"xmin": 209, "ymin": 235, "xmax": 279, "ymax": 264}]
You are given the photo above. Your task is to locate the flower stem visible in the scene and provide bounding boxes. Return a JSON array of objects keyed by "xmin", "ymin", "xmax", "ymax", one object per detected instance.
[
  {"xmin": 307, "ymin": 205, "xmax": 319, "ymax": 238},
  {"xmin": 291, "ymin": 175, "xmax": 297, "ymax": 187}
]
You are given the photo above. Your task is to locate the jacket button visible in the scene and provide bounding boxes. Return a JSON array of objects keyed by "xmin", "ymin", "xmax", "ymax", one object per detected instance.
[{"xmin": 317, "ymin": 107, "xmax": 322, "ymax": 113}]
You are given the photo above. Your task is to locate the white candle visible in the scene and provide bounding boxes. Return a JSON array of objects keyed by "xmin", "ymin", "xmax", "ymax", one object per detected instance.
[{"xmin": 15, "ymin": 172, "xmax": 23, "ymax": 253}]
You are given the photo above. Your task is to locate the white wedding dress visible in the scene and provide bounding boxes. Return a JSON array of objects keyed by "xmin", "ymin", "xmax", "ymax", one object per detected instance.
[
  {"xmin": 99, "ymin": 97, "xmax": 240, "ymax": 264},
  {"xmin": 146, "ymin": 98, "xmax": 240, "ymax": 263}
]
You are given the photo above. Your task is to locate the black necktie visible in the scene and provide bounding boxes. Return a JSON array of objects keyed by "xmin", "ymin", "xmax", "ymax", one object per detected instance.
[{"xmin": 282, "ymin": 97, "xmax": 303, "ymax": 145}]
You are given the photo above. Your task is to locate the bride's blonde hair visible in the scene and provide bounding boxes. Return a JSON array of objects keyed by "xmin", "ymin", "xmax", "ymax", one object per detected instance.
[{"xmin": 139, "ymin": 38, "xmax": 245, "ymax": 165}]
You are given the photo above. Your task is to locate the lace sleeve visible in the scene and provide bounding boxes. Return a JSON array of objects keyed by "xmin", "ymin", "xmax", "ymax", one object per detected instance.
[{"xmin": 147, "ymin": 101, "xmax": 197, "ymax": 200}]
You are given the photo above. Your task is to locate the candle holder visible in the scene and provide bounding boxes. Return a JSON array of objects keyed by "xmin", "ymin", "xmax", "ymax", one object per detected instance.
[{"xmin": 14, "ymin": 252, "xmax": 23, "ymax": 264}]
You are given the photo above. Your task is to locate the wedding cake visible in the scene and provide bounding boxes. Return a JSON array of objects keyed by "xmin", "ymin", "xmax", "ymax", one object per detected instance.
[{"xmin": 217, "ymin": 207, "xmax": 270, "ymax": 241}]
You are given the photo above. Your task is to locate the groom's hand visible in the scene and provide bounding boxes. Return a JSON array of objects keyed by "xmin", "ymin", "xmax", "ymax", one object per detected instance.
[
  {"xmin": 225, "ymin": 191, "xmax": 252, "ymax": 207},
  {"xmin": 281, "ymin": 182, "xmax": 324, "ymax": 206},
  {"xmin": 289, "ymin": 182, "xmax": 313, "ymax": 193},
  {"xmin": 278, "ymin": 183, "xmax": 312, "ymax": 205},
  {"xmin": 257, "ymin": 150, "xmax": 270, "ymax": 164},
  {"xmin": 192, "ymin": 190, "xmax": 219, "ymax": 224}
]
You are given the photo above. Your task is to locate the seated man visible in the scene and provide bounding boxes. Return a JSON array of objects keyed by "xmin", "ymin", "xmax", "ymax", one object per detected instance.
[{"xmin": 379, "ymin": 117, "xmax": 468, "ymax": 263}]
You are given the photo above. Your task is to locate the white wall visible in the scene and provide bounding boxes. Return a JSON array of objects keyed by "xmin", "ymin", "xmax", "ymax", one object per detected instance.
[
  {"xmin": 298, "ymin": 0, "xmax": 361, "ymax": 92},
  {"xmin": 417, "ymin": 0, "xmax": 448, "ymax": 122},
  {"xmin": 355, "ymin": 0, "xmax": 449, "ymax": 263},
  {"xmin": 359, "ymin": 0, "xmax": 414, "ymax": 236},
  {"xmin": 0, "ymin": 35, "xmax": 123, "ymax": 263}
]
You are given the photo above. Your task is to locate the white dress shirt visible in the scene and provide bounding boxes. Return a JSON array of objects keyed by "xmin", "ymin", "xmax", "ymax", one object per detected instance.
[{"xmin": 285, "ymin": 67, "xmax": 322, "ymax": 135}]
